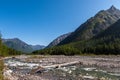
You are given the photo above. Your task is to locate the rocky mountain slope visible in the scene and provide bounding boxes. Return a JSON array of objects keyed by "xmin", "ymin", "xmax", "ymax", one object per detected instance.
[
  {"xmin": 47, "ymin": 32, "xmax": 71, "ymax": 48},
  {"xmin": 33, "ymin": 6, "xmax": 120, "ymax": 55},
  {"xmin": 59, "ymin": 5, "xmax": 120, "ymax": 45},
  {"xmin": 71, "ymin": 18, "xmax": 120, "ymax": 54}
]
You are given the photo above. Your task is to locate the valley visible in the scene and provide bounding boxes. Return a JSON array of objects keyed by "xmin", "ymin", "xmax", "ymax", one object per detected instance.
[
  {"xmin": 0, "ymin": 3, "xmax": 120, "ymax": 80},
  {"xmin": 3, "ymin": 55, "xmax": 120, "ymax": 80}
]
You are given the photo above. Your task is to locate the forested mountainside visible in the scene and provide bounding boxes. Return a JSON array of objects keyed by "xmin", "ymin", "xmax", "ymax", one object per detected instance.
[
  {"xmin": 33, "ymin": 6, "xmax": 120, "ymax": 55},
  {"xmin": 59, "ymin": 6, "xmax": 120, "ymax": 45},
  {"xmin": 0, "ymin": 36, "xmax": 22, "ymax": 56},
  {"xmin": 3, "ymin": 38, "xmax": 45, "ymax": 53}
]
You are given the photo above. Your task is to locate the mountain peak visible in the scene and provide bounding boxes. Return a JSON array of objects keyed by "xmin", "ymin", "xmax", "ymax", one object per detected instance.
[
  {"xmin": 108, "ymin": 5, "xmax": 117, "ymax": 11},
  {"xmin": 107, "ymin": 5, "xmax": 120, "ymax": 16}
]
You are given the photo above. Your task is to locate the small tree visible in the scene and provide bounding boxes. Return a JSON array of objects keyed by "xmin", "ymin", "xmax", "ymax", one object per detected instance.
[
  {"xmin": 0, "ymin": 31, "xmax": 2, "ymax": 44},
  {"xmin": 0, "ymin": 32, "xmax": 2, "ymax": 56}
]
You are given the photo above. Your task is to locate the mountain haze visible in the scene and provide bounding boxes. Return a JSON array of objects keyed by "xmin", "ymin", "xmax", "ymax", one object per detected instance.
[{"xmin": 30, "ymin": 45, "xmax": 45, "ymax": 51}]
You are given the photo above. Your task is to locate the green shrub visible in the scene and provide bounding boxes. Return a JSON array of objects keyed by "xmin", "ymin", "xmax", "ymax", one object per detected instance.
[{"xmin": 0, "ymin": 60, "xmax": 4, "ymax": 80}]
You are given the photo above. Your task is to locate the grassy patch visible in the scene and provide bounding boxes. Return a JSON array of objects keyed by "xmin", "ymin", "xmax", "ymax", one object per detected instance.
[
  {"xmin": 0, "ymin": 60, "xmax": 4, "ymax": 80},
  {"xmin": 29, "ymin": 55, "xmax": 46, "ymax": 59},
  {"xmin": 25, "ymin": 55, "xmax": 46, "ymax": 62}
]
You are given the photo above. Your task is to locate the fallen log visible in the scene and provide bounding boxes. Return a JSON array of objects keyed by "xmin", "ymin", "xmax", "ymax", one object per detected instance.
[{"xmin": 31, "ymin": 61, "xmax": 83, "ymax": 74}]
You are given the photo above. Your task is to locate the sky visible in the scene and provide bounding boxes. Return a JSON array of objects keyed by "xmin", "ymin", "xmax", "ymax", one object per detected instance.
[{"xmin": 0, "ymin": 0, "xmax": 120, "ymax": 46}]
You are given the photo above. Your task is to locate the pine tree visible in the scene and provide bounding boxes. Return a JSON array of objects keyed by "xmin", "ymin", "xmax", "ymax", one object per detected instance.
[{"xmin": 0, "ymin": 32, "xmax": 2, "ymax": 56}]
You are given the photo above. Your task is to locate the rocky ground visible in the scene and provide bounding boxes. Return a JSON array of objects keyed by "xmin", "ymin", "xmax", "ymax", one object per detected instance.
[{"xmin": 3, "ymin": 55, "xmax": 120, "ymax": 80}]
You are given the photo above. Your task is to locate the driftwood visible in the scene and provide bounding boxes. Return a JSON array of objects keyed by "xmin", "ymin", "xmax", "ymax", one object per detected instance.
[
  {"xmin": 30, "ymin": 67, "xmax": 45, "ymax": 74},
  {"xmin": 31, "ymin": 61, "xmax": 83, "ymax": 74}
]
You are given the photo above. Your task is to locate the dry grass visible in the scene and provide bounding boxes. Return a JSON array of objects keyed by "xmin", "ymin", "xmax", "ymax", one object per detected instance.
[
  {"xmin": 25, "ymin": 55, "xmax": 46, "ymax": 62},
  {"xmin": 0, "ymin": 60, "xmax": 4, "ymax": 80},
  {"xmin": 28, "ymin": 55, "xmax": 46, "ymax": 59}
]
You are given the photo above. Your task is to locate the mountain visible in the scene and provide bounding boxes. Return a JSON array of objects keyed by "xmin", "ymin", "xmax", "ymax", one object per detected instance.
[
  {"xmin": 30, "ymin": 45, "xmax": 45, "ymax": 51},
  {"xmin": 47, "ymin": 32, "xmax": 71, "ymax": 48},
  {"xmin": 32, "ymin": 6, "xmax": 120, "ymax": 55},
  {"xmin": 2, "ymin": 38, "xmax": 45, "ymax": 53},
  {"xmin": 2, "ymin": 38, "xmax": 33, "ymax": 53},
  {"xmin": 76, "ymin": 18, "xmax": 120, "ymax": 54},
  {"xmin": 59, "ymin": 5, "xmax": 120, "ymax": 45},
  {"xmin": 0, "ymin": 36, "xmax": 22, "ymax": 56},
  {"xmin": 33, "ymin": 18, "xmax": 120, "ymax": 55}
]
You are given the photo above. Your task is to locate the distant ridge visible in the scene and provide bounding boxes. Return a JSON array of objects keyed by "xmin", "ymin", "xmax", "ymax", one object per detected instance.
[
  {"xmin": 47, "ymin": 32, "xmax": 71, "ymax": 48},
  {"xmin": 2, "ymin": 38, "xmax": 45, "ymax": 53}
]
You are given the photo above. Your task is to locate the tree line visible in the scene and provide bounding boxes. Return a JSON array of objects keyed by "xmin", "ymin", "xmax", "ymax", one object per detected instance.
[{"xmin": 0, "ymin": 33, "xmax": 22, "ymax": 57}]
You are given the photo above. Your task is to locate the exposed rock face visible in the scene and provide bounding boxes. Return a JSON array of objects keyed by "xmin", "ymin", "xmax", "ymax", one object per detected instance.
[
  {"xmin": 107, "ymin": 5, "xmax": 120, "ymax": 15},
  {"xmin": 47, "ymin": 32, "xmax": 71, "ymax": 48},
  {"xmin": 2, "ymin": 38, "xmax": 45, "ymax": 53},
  {"xmin": 59, "ymin": 6, "xmax": 120, "ymax": 45}
]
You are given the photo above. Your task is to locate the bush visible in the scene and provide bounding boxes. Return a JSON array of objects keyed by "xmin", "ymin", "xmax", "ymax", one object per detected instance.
[{"xmin": 0, "ymin": 60, "xmax": 4, "ymax": 80}]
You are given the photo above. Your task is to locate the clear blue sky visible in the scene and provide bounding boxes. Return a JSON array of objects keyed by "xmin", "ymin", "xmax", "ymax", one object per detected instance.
[{"xmin": 0, "ymin": 0, "xmax": 120, "ymax": 46}]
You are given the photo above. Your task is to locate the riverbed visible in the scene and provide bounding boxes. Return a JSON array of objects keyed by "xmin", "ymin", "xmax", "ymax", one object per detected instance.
[{"xmin": 3, "ymin": 55, "xmax": 120, "ymax": 80}]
